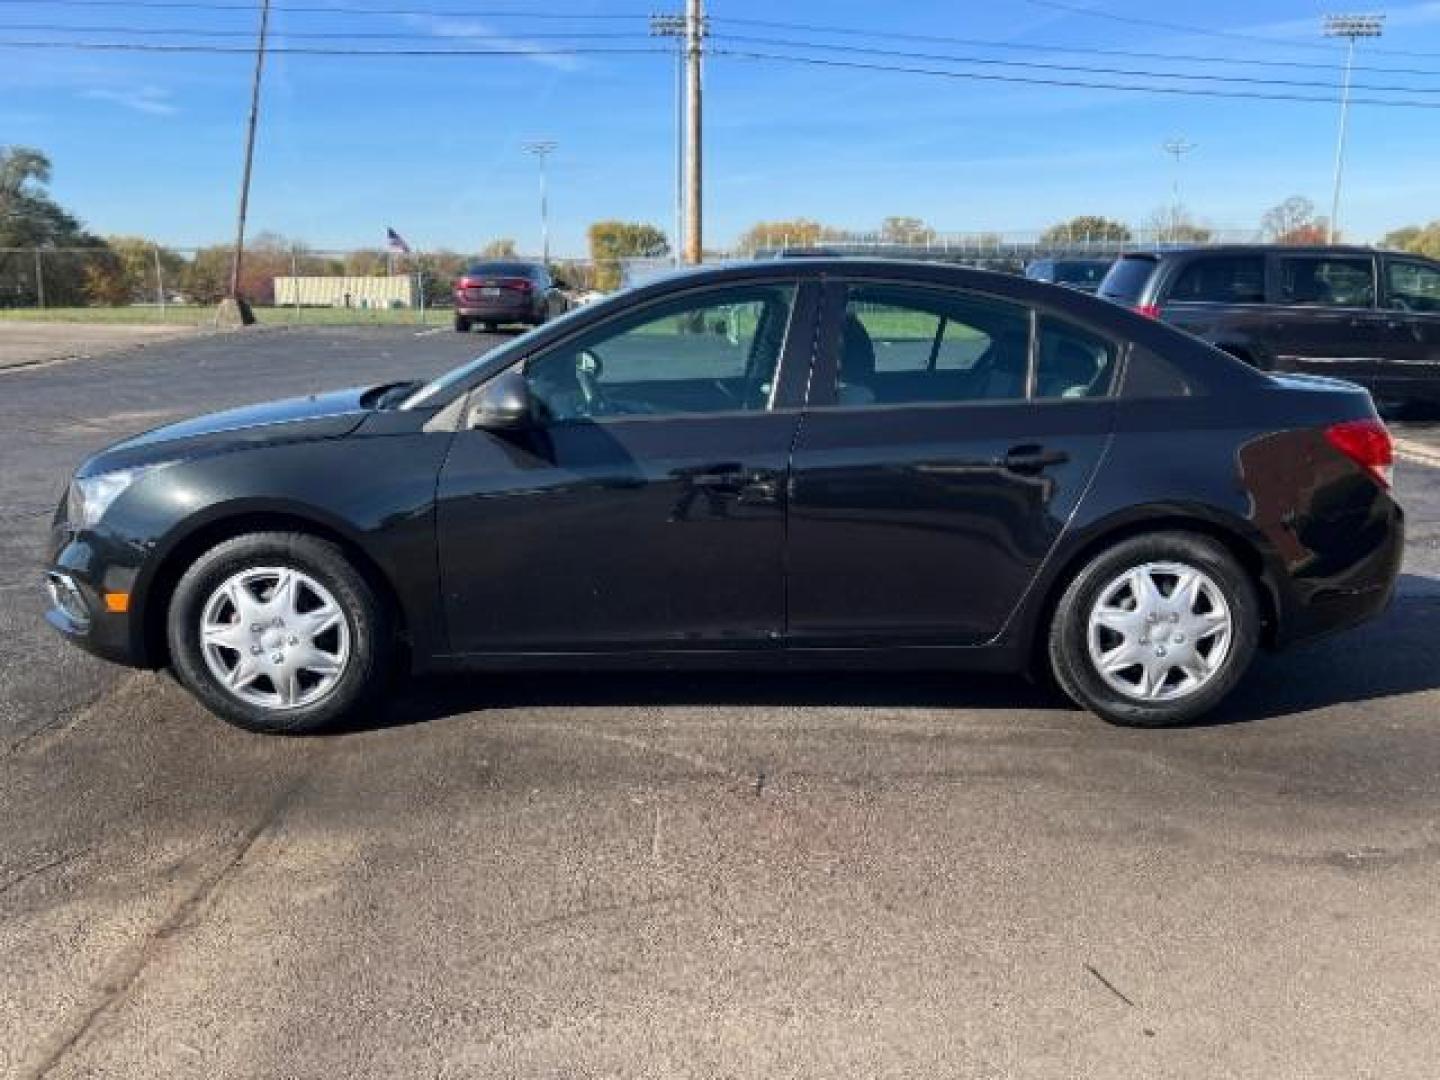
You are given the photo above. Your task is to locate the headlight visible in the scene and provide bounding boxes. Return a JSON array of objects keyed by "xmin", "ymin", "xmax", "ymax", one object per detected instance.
[{"xmin": 67, "ymin": 465, "xmax": 161, "ymax": 528}]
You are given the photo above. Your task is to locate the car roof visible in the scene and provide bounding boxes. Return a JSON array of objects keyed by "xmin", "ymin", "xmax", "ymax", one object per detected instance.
[{"xmin": 1119, "ymin": 244, "xmax": 1388, "ymax": 260}]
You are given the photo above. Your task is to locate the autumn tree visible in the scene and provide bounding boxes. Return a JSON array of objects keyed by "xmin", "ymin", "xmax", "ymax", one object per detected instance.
[
  {"xmin": 736, "ymin": 218, "xmax": 844, "ymax": 254},
  {"xmin": 480, "ymin": 238, "xmax": 518, "ymax": 259},
  {"xmin": 879, "ymin": 216, "xmax": 937, "ymax": 245},
  {"xmin": 1260, "ymin": 196, "xmax": 1329, "ymax": 245},
  {"xmin": 1382, "ymin": 222, "xmax": 1440, "ymax": 259},
  {"xmin": 587, "ymin": 220, "xmax": 669, "ymax": 290},
  {"xmin": 1143, "ymin": 206, "xmax": 1213, "ymax": 243}
]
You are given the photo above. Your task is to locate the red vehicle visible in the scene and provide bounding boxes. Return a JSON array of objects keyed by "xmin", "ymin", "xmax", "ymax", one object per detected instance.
[{"xmin": 453, "ymin": 260, "xmax": 569, "ymax": 332}]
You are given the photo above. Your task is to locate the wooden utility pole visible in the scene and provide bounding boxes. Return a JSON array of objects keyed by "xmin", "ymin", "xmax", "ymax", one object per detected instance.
[
  {"xmin": 228, "ymin": 0, "xmax": 271, "ymax": 306},
  {"xmin": 683, "ymin": 0, "xmax": 705, "ymax": 265}
]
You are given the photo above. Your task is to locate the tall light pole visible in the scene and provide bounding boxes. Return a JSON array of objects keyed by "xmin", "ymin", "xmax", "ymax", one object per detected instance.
[
  {"xmin": 521, "ymin": 139, "xmax": 557, "ymax": 265},
  {"xmin": 228, "ymin": 0, "xmax": 271, "ymax": 314},
  {"xmin": 1162, "ymin": 136, "xmax": 1197, "ymax": 242},
  {"xmin": 650, "ymin": 13, "xmax": 685, "ymax": 265},
  {"xmin": 1324, "ymin": 13, "xmax": 1384, "ymax": 245}
]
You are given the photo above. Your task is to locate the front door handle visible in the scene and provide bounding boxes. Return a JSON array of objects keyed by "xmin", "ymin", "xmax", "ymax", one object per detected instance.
[
  {"xmin": 689, "ymin": 467, "xmax": 746, "ymax": 490},
  {"xmin": 1002, "ymin": 445, "xmax": 1070, "ymax": 474}
]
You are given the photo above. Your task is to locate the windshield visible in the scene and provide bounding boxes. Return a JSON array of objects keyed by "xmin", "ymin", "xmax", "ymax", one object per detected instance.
[
  {"xmin": 401, "ymin": 300, "xmax": 602, "ymax": 410},
  {"xmin": 1053, "ymin": 261, "xmax": 1111, "ymax": 286}
]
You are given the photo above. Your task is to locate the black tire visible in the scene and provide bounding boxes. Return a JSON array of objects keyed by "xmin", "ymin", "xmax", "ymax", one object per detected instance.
[
  {"xmin": 1047, "ymin": 531, "xmax": 1260, "ymax": 727},
  {"xmin": 481, "ymin": 321, "xmax": 498, "ymax": 333},
  {"xmin": 166, "ymin": 532, "xmax": 391, "ymax": 734},
  {"xmin": 454, "ymin": 315, "xmax": 470, "ymax": 333}
]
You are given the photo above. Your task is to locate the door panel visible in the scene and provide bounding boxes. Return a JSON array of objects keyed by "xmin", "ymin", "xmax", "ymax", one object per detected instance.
[
  {"xmin": 436, "ymin": 415, "xmax": 796, "ymax": 652},
  {"xmin": 1266, "ymin": 254, "xmax": 1387, "ymax": 385},
  {"xmin": 1377, "ymin": 258, "xmax": 1440, "ymax": 405},
  {"xmin": 788, "ymin": 401, "xmax": 1112, "ymax": 646}
]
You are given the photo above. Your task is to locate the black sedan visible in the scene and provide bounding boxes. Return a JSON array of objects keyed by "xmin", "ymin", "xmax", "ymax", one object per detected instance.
[{"xmin": 45, "ymin": 259, "xmax": 1403, "ymax": 733}]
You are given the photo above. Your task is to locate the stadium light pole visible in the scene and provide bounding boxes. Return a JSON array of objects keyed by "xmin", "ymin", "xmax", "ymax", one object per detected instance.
[
  {"xmin": 228, "ymin": 0, "xmax": 271, "ymax": 313},
  {"xmin": 522, "ymin": 140, "xmax": 557, "ymax": 265},
  {"xmin": 1324, "ymin": 13, "xmax": 1384, "ymax": 245},
  {"xmin": 1162, "ymin": 136, "xmax": 1197, "ymax": 242}
]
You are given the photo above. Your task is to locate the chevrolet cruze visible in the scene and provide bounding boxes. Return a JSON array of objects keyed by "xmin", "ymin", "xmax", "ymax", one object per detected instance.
[{"xmin": 46, "ymin": 260, "xmax": 1403, "ymax": 733}]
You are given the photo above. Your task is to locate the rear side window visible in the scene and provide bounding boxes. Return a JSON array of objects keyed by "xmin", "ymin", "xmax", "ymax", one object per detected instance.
[
  {"xmin": 1275, "ymin": 256, "xmax": 1375, "ymax": 308},
  {"xmin": 1098, "ymin": 256, "xmax": 1156, "ymax": 303},
  {"xmin": 1120, "ymin": 346, "xmax": 1198, "ymax": 399},
  {"xmin": 1386, "ymin": 260, "xmax": 1440, "ymax": 313},
  {"xmin": 1034, "ymin": 318, "xmax": 1117, "ymax": 399},
  {"xmin": 1168, "ymin": 256, "xmax": 1265, "ymax": 304}
]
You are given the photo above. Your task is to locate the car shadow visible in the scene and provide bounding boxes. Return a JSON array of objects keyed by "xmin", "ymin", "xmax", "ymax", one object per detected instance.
[{"xmin": 342, "ymin": 574, "xmax": 1440, "ymax": 735}]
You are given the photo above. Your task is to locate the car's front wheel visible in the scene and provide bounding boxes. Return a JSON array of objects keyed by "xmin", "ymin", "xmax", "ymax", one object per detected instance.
[
  {"xmin": 1048, "ymin": 532, "xmax": 1260, "ymax": 727},
  {"xmin": 454, "ymin": 315, "xmax": 471, "ymax": 333},
  {"xmin": 167, "ymin": 532, "xmax": 390, "ymax": 733}
]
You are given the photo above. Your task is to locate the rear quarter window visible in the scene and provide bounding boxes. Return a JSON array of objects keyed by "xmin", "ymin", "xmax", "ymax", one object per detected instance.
[
  {"xmin": 1167, "ymin": 256, "xmax": 1266, "ymax": 304},
  {"xmin": 1120, "ymin": 346, "xmax": 1199, "ymax": 399},
  {"xmin": 1098, "ymin": 257, "xmax": 1156, "ymax": 303}
]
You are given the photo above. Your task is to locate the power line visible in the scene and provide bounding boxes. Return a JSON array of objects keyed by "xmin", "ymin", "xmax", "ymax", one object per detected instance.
[
  {"xmin": 0, "ymin": 0, "xmax": 648, "ymax": 17},
  {"xmin": 1014, "ymin": 0, "xmax": 1440, "ymax": 61},
  {"xmin": 711, "ymin": 48, "xmax": 1440, "ymax": 109},
  {"xmin": 709, "ymin": 15, "xmax": 1440, "ymax": 79},
  {"xmin": 0, "ymin": 39, "xmax": 667, "ymax": 55},
  {"xmin": 0, "ymin": 21, "xmax": 650, "ymax": 40},
  {"xmin": 712, "ymin": 33, "xmax": 1440, "ymax": 95}
]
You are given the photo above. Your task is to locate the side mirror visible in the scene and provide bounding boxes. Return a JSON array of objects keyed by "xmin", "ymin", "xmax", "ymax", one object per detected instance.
[{"xmin": 467, "ymin": 370, "xmax": 533, "ymax": 430}]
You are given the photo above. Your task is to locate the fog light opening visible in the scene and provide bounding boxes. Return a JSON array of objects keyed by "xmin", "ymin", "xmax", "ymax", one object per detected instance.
[{"xmin": 46, "ymin": 572, "xmax": 91, "ymax": 629}]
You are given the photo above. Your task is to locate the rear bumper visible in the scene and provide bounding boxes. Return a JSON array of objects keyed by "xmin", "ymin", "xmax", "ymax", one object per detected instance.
[
  {"xmin": 454, "ymin": 296, "xmax": 541, "ymax": 322},
  {"xmin": 1270, "ymin": 496, "xmax": 1404, "ymax": 649}
]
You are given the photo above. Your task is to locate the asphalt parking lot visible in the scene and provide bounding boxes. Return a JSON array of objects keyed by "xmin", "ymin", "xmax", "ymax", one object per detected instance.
[{"xmin": 3, "ymin": 327, "xmax": 1440, "ymax": 1079}]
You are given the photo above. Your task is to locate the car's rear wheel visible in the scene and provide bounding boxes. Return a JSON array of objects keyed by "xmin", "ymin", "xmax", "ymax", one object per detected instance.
[
  {"xmin": 167, "ymin": 532, "xmax": 390, "ymax": 734},
  {"xmin": 1048, "ymin": 532, "xmax": 1259, "ymax": 727},
  {"xmin": 454, "ymin": 315, "xmax": 470, "ymax": 333},
  {"xmin": 481, "ymin": 321, "xmax": 498, "ymax": 333}
]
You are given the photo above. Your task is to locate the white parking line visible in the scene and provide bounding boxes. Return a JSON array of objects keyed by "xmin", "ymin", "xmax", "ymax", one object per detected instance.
[
  {"xmin": 1394, "ymin": 438, "xmax": 1440, "ymax": 469},
  {"xmin": 414, "ymin": 327, "xmax": 446, "ymax": 338}
]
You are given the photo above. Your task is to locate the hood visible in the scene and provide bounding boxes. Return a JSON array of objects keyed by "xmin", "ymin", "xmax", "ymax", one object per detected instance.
[{"xmin": 77, "ymin": 385, "xmax": 376, "ymax": 478}]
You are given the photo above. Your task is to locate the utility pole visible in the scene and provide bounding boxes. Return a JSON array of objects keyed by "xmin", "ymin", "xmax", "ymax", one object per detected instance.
[
  {"xmin": 1161, "ymin": 136, "xmax": 1197, "ymax": 242},
  {"xmin": 649, "ymin": 12, "xmax": 686, "ymax": 265},
  {"xmin": 228, "ymin": 0, "xmax": 270, "ymax": 315},
  {"xmin": 522, "ymin": 139, "xmax": 557, "ymax": 265},
  {"xmin": 683, "ymin": 0, "xmax": 706, "ymax": 265},
  {"xmin": 1324, "ymin": 13, "xmax": 1384, "ymax": 245}
]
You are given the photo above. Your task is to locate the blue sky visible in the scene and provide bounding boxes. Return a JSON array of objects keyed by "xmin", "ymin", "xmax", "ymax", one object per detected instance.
[{"xmin": 3, "ymin": 0, "xmax": 1439, "ymax": 255}]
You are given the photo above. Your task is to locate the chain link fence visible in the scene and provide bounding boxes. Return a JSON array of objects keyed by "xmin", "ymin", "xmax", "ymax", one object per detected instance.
[{"xmin": 0, "ymin": 229, "xmax": 1265, "ymax": 325}]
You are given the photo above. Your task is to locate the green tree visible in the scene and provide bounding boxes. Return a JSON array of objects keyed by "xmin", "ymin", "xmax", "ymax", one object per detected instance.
[
  {"xmin": 1039, "ymin": 216, "xmax": 1132, "ymax": 245},
  {"xmin": 343, "ymin": 249, "xmax": 390, "ymax": 277},
  {"xmin": 414, "ymin": 249, "xmax": 467, "ymax": 306},
  {"xmin": 587, "ymin": 220, "xmax": 670, "ymax": 290},
  {"xmin": 81, "ymin": 235, "xmax": 186, "ymax": 306},
  {"xmin": 0, "ymin": 146, "xmax": 106, "ymax": 306},
  {"xmin": 182, "ymin": 246, "xmax": 233, "ymax": 305}
]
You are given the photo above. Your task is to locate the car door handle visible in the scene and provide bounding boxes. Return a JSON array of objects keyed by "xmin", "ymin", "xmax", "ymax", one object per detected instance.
[
  {"xmin": 1001, "ymin": 446, "xmax": 1070, "ymax": 473},
  {"xmin": 689, "ymin": 467, "xmax": 745, "ymax": 489}
]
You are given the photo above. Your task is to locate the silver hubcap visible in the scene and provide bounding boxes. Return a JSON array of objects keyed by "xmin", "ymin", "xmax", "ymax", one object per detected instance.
[
  {"xmin": 1086, "ymin": 561, "xmax": 1233, "ymax": 702},
  {"xmin": 199, "ymin": 567, "xmax": 350, "ymax": 711}
]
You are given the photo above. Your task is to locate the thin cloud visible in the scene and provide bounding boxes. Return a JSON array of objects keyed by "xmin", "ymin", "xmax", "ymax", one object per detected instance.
[
  {"xmin": 412, "ymin": 16, "xmax": 583, "ymax": 72},
  {"xmin": 81, "ymin": 86, "xmax": 178, "ymax": 116}
]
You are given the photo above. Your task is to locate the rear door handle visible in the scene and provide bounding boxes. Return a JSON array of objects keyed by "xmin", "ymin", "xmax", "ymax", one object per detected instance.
[{"xmin": 1002, "ymin": 446, "xmax": 1070, "ymax": 473}]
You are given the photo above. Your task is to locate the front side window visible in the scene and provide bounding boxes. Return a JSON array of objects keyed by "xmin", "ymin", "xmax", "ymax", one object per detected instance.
[
  {"xmin": 1385, "ymin": 260, "xmax": 1440, "ymax": 313},
  {"xmin": 834, "ymin": 285, "xmax": 1031, "ymax": 406},
  {"xmin": 525, "ymin": 284, "xmax": 795, "ymax": 422},
  {"xmin": 1275, "ymin": 256, "xmax": 1375, "ymax": 308},
  {"xmin": 1168, "ymin": 256, "xmax": 1266, "ymax": 304}
]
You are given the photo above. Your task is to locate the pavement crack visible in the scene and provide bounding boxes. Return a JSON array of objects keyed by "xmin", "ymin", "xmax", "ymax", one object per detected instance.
[
  {"xmin": 0, "ymin": 847, "xmax": 90, "ymax": 898},
  {"xmin": 1085, "ymin": 963, "xmax": 1137, "ymax": 1008},
  {"xmin": 20, "ymin": 748, "xmax": 325, "ymax": 1080}
]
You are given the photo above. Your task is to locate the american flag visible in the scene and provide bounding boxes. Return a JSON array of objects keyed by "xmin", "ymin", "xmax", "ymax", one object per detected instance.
[{"xmin": 385, "ymin": 227, "xmax": 411, "ymax": 255}]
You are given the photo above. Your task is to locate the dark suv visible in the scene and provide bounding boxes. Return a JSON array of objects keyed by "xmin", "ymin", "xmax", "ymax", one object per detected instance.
[
  {"xmin": 1097, "ymin": 245, "xmax": 1440, "ymax": 409},
  {"xmin": 454, "ymin": 261, "xmax": 569, "ymax": 333}
]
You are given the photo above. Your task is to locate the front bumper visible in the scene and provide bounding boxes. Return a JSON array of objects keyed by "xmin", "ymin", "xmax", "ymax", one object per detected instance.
[{"xmin": 44, "ymin": 521, "xmax": 149, "ymax": 668}]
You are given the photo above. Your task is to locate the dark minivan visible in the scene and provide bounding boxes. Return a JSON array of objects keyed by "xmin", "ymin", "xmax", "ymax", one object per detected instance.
[{"xmin": 1098, "ymin": 245, "xmax": 1440, "ymax": 409}]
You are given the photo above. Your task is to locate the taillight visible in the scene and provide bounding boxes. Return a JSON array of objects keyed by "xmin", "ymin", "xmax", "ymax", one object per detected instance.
[
  {"xmin": 1136, "ymin": 303, "xmax": 1161, "ymax": 319},
  {"xmin": 503, "ymin": 277, "xmax": 533, "ymax": 292},
  {"xmin": 1325, "ymin": 419, "xmax": 1394, "ymax": 488},
  {"xmin": 456, "ymin": 277, "xmax": 473, "ymax": 290}
]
